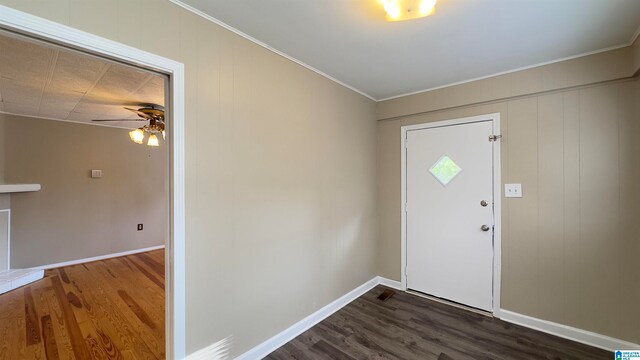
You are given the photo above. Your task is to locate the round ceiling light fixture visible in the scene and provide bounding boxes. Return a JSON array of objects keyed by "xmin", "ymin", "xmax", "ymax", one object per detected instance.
[{"xmin": 381, "ymin": 0, "xmax": 437, "ymax": 21}]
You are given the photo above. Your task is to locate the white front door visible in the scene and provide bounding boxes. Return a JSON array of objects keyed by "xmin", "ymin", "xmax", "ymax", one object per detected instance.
[{"xmin": 405, "ymin": 120, "xmax": 494, "ymax": 311}]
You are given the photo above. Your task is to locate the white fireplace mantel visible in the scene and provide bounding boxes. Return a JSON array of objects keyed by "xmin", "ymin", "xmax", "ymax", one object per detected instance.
[
  {"xmin": 0, "ymin": 183, "xmax": 44, "ymax": 295},
  {"xmin": 0, "ymin": 184, "xmax": 41, "ymax": 193}
]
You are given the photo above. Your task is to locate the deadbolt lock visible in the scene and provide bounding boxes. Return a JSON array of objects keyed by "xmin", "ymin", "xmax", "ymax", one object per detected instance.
[
  {"xmin": 480, "ymin": 200, "xmax": 489, "ymax": 207},
  {"xmin": 481, "ymin": 225, "xmax": 491, "ymax": 232}
]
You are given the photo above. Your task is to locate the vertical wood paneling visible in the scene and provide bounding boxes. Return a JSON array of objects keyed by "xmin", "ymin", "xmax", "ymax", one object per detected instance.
[
  {"xmin": 562, "ymin": 90, "xmax": 582, "ymax": 329},
  {"xmin": 504, "ymin": 98, "xmax": 539, "ymax": 316},
  {"xmin": 0, "ymin": 0, "xmax": 380, "ymax": 356},
  {"xmin": 617, "ymin": 81, "xmax": 640, "ymax": 341},
  {"xmin": 2, "ymin": 0, "xmax": 639, "ymax": 352},
  {"xmin": 67, "ymin": 0, "xmax": 119, "ymax": 47},
  {"xmin": 382, "ymin": 81, "xmax": 637, "ymax": 345},
  {"xmin": 380, "ymin": 84, "xmax": 639, "ymax": 344},
  {"xmin": 138, "ymin": 0, "xmax": 182, "ymax": 61},
  {"xmin": 537, "ymin": 93, "xmax": 565, "ymax": 323},
  {"xmin": 578, "ymin": 84, "xmax": 620, "ymax": 337},
  {"xmin": 113, "ymin": 0, "xmax": 145, "ymax": 50},
  {"xmin": 491, "ymin": 102, "xmax": 510, "ymax": 284},
  {"xmin": 377, "ymin": 47, "xmax": 634, "ymax": 121},
  {"xmin": 376, "ymin": 119, "xmax": 401, "ymax": 280}
]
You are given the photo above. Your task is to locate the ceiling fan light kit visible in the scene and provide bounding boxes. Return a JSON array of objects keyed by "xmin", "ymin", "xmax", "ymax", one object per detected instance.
[
  {"xmin": 381, "ymin": 0, "xmax": 437, "ymax": 22},
  {"xmin": 128, "ymin": 122, "xmax": 165, "ymax": 147},
  {"xmin": 147, "ymin": 134, "xmax": 159, "ymax": 147},
  {"xmin": 129, "ymin": 128, "xmax": 145, "ymax": 144},
  {"xmin": 93, "ymin": 105, "xmax": 165, "ymax": 147}
]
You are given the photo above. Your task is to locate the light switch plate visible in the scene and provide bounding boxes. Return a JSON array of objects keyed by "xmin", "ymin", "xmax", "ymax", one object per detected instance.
[
  {"xmin": 505, "ymin": 183, "xmax": 522, "ymax": 198},
  {"xmin": 91, "ymin": 169, "xmax": 102, "ymax": 178}
]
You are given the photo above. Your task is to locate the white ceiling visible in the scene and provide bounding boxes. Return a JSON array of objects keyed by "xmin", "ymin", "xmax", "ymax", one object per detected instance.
[
  {"xmin": 178, "ymin": 0, "xmax": 640, "ymax": 100},
  {"xmin": 0, "ymin": 32, "xmax": 166, "ymax": 129}
]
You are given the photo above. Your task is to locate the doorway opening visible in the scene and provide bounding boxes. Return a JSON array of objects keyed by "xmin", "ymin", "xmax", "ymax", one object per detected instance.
[{"xmin": 0, "ymin": 6, "xmax": 185, "ymax": 359}]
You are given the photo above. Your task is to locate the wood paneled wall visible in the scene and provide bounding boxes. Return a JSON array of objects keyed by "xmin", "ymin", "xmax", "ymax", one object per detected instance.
[
  {"xmin": 377, "ymin": 47, "xmax": 635, "ymax": 120},
  {"xmin": 0, "ymin": 1, "xmax": 378, "ymax": 357},
  {"xmin": 376, "ymin": 80, "xmax": 640, "ymax": 344},
  {"xmin": 633, "ymin": 36, "xmax": 640, "ymax": 74}
]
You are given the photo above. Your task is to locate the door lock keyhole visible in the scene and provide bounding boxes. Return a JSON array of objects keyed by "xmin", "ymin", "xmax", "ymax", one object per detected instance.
[{"xmin": 480, "ymin": 200, "xmax": 489, "ymax": 207}]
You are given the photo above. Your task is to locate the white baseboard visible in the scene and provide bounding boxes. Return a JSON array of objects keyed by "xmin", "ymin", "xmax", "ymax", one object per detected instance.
[
  {"xmin": 499, "ymin": 310, "xmax": 640, "ymax": 351},
  {"xmin": 36, "ymin": 245, "xmax": 165, "ymax": 270},
  {"xmin": 234, "ymin": 277, "xmax": 381, "ymax": 360},
  {"xmin": 195, "ymin": 276, "xmax": 639, "ymax": 360},
  {"xmin": 0, "ymin": 268, "xmax": 44, "ymax": 295},
  {"xmin": 377, "ymin": 276, "xmax": 404, "ymax": 290}
]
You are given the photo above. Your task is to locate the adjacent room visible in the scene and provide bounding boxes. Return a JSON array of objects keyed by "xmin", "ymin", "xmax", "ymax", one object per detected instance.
[
  {"xmin": 0, "ymin": 30, "xmax": 168, "ymax": 358},
  {"xmin": 0, "ymin": 0, "xmax": 638, "ymax": 359}
]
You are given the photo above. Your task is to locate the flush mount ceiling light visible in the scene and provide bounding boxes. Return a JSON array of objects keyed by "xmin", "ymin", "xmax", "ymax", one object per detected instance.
[
  {"xmin": 92, "ymin": 105, "xmax": 165, "ymax": 147},
  {"xmin": 381, "ymin": 0, "xmax": 437, "ymax": 21}
]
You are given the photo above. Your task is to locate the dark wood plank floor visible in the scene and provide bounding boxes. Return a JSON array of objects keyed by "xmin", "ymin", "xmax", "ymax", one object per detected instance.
[
  {"xmin": 0, "ymin": 249, "xmax": 165, "ymax": 359},
  {"xmin": 266, "ymin": 286, "xmax": 612, "ymax": 360}
]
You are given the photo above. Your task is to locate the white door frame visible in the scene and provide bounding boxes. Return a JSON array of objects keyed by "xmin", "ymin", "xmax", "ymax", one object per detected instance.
[
  {"xmin": 0, "ymin": 6, "xmax": 186, "ymax": 359},
  {"xmin": 401, "ymin": 113, "xmax": 502, "ymax": 315},
  {"xmin": 0, "ymin": 209, "xmax": 9, "ymax": 271}
]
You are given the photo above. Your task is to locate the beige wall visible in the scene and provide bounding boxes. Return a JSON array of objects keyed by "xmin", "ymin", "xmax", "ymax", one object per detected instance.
[
  {"xmin": 1, "ymin": 114, "xmax": 166, "ymax": 268},
  {"xmin": 633, "ymin": 36, "xmax": 640, "ymax": 75},
  {"xmin": 378, "ymin": 46, "xmax": 635, "ymax": 120},
  {"xmin": 0, "ymin": 117, "xmax": 4, "ymax": 182},
  {"xmin": 4, "ymin": 0, "xmax": 635, "ymax": 354},
  {"xmin": 376, "ymin": 47, "xmax": 640, "ymax": 342},
  {"xmin": 0, "ymin": 0, "xmax": 378, "ymax": 356}
]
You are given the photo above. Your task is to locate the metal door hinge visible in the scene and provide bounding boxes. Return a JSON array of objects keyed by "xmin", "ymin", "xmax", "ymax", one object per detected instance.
[
  {"xmin": 404, "ymin": 202, "xmax": 408, "ymax": 212},
  {"xmin": 489, "ymin": 134, "xmax": 502, "ymax": 142}
]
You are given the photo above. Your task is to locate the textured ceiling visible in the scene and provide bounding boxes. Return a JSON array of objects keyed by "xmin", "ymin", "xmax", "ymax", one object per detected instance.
[
  {"xmin": 178, "ymin": 0, "xmax": 640, "ymax": 100},
  {"xmin": 0, "ymin": 31, "xmax": 166, "ymax": 129}
]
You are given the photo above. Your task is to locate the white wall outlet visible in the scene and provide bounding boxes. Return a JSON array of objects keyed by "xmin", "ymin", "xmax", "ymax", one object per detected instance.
[
  {"xmin": 504, "ymin": 183, "xmax": 522, "ymax": 198},
  {"xmin": 91, "ymin": 169, "xmax": 102, "ymax": 178}
]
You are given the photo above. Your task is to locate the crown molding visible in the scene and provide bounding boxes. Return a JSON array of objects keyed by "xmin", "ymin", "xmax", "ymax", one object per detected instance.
[
  {"xmin": 377, "ymin": 42, "xmax": 633, "ymax": 102},
  {"xmin": 630, "ymin": 23, "xmax": 640, "ymax": 45},
  {"xmin": 168, "ymin": 0, "xmax": 376, "ymax": 101},
  {"xmin": 169, "ymin": 0, "xmax": 640, "ymax": 103},
  {"xmin": 0, "ymin": 110, "xmax": 137, "ymax": 130}
]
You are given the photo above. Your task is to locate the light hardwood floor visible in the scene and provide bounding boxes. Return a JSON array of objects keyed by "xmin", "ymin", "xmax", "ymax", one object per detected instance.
[{"xmin": 0, "ymin": 250, "xmax": 165, "ymax": 359}]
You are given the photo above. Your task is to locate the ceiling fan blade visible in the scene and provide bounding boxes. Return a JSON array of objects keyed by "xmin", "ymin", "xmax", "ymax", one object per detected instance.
[
  {"xmin": 124, "ymin": 107, "xmax": 152, "ymax": 119},
  {"xmin": 92, "ymin": 119, "xmax": 147, "ymax": 122}
]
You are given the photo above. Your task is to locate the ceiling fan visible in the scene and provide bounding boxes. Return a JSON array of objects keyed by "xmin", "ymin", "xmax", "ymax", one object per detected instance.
[{"xmin": 92, "ymin": 104, "xmax": 165, "ymax": 146}]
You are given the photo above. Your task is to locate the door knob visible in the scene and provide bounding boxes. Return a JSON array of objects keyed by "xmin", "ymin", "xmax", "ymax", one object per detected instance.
[
  {"xmin": 481, "ymin": 225, "xmax": 491, "ymax": 232},
  {"xmin": 480, "ymin": 200, "xmax": 488, "ymax": 207}
]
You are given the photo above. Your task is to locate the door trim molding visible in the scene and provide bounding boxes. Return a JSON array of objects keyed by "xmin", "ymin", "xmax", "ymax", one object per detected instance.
[
  {"xmin": 0, "ymin": 6, "xmax": 186, "ymax": 359},
  {"xmin": 400, "ymin": 113, "xmax": 502, "ymax": 314},
  {"xmin": 0, "ymin": 209, "xmax": 10, "ymax": 271}
]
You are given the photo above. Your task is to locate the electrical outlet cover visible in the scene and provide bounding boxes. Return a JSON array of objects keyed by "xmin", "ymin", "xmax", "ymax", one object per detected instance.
[{"xmin": 504, "ymin": 183, "xmax": 522, "ymax": 198}]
